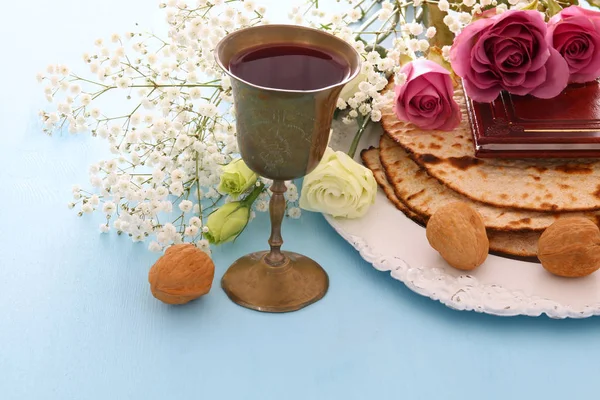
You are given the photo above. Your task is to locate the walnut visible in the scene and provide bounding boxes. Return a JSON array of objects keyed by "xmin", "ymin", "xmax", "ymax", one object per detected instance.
[
  {"xmin": 538, "ymin": 218, "xmax": 600, "ymax": 278},
  {"xmin": 148, "ymin": 244, "xmax": 215, "ymax": 304},
  {"xmin": 426, "ymin": 202, "xmax": 489, "ymax": 270}
]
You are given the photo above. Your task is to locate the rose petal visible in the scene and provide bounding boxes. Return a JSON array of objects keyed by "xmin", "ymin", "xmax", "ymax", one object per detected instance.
[
  {"xmin": 501, "ymin": 71, "xmax": 527, "ymax": 88},
  {"xmin": 422, "ymin": 72, "xmax": 449, "ymax": 93},
  {"xmin": 435, "ymin": 97, "xmax": 462, "ymax": 131},
  {"xmin": 529, "ymin": 47, "xmax": 569, "ymax": 98},
  {"xmin": 450, "ymin": 17, "xmax": 494, "ymax": 76},
  {"xmin": 464, "ymin": 78, "xmax": 502, "ymax": 102},
  {"xmin": 409, "ymin": 94, "xmax": 441, "ymax": 119},
  {"xmin": 522, "ymin": 66, "xmax": 546, "ymax": 90},
  {"xmin": 559, "ymin": 5, "xmax": 600, "ymax": 21},
  {"xmin": 495, "ymin": 11, "xmax": 548, "ymax": 70},
  {"xmin": 469, "ymin": 70, "xmax": 501, "ymax": 89},
  {"xmin": 401, "ymin": 58, "xmax": 451, "ymax": 80}
]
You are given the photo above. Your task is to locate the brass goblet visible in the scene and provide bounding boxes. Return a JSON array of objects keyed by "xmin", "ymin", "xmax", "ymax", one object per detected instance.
[{"xmin": 215, "ymin": 24, "xmax": 361, "ymax": 312}]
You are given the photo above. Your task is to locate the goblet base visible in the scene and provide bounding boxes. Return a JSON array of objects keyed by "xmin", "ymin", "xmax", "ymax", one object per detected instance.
[{"xmin": 221, "ymin": 251, "xmax": 329, "ymax": 313}]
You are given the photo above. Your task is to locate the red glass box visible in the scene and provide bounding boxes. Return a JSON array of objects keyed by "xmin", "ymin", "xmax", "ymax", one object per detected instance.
[{"xmin": 464, "ymin": 80, "xmax": 600, "ymax": 158}]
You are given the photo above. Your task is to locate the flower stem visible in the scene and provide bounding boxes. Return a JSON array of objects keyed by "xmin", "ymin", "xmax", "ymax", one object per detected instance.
[
  {"xmin": 375, "ymin": 8, "xmax": 400, "ymax": 44},
  {"xmin": 195, "ymin": 154, "xmax": 203, "ymax": 219},
  {"xmin": 348, "ymin": 117, "xmax": 371, "ymax": 159},
  {"xmin": 242, "ymin": 182, "xmax": 266, "ymax": 207},
  {"xmin": 354, "ymin": 11, "xmax": 381, "ymax": 41}
]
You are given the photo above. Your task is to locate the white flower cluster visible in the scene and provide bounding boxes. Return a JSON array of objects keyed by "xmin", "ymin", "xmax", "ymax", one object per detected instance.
[
  {"xmin": 437, "ymin": 0, "xmax": 531, "ymax": 38},
  {"xmin": 39, "ymin": 0, "xmax": 302, "ymax": 255},
  {"xmin": 42, "ymin": 0, "xmax": 524, "ymax": 255}
]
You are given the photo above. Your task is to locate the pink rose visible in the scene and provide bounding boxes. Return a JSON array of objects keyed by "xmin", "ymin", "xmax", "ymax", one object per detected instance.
[
  {"xmin": 393, "ymin": 59, "xmax": 461, "ymax": 131},
  {"xmin": 450, "ymin": 10, "xmax": 569, "ymax": 102},
  {"xmin": 547, "ymin": 6, "xmax": 600, "ymax": 84}
]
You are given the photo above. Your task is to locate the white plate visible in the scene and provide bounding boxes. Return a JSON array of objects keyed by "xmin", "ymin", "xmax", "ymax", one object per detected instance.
[{"xmin": 326, "ymin": 121, "xmax": 600, "ymax": 319}]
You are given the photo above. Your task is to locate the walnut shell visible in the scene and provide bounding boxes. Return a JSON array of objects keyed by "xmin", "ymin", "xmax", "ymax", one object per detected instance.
[
  {"xmin": 538, "ymin": 218, "xmax": 600, "ymax": 278},
  {"xmin": 426, "ymin": 202, "xmax": 489, "ymax": 271},
  {"xmin": 148, "ymin": 244, "xmax": 215, "ymax": 304}
]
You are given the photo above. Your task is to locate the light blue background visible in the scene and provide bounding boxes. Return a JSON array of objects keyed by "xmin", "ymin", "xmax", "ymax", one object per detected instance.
[{"xmin": 1, "ymin": 1, "xmax": 599, "ymax": 399}]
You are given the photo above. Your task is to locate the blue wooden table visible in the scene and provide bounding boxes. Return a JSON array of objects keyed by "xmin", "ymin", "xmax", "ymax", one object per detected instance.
[{"xmin": 1, "ymin": 1, "xmax": 599, "ymax": 399}]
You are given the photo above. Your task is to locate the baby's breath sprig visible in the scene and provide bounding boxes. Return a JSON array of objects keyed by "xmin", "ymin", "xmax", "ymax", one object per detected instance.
[
  {"xmin": 38, "ymin": 0, "xmax": 302, "ymax": 255},
  {"xmin": 40, "ymin": 0, "xmax": 539, "ymax": 254}
]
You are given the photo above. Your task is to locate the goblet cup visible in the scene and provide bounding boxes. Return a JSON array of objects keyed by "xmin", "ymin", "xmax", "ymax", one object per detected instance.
[{"xmin": 215, "ymin": 25, "xmax": 361, "ymax": 312}]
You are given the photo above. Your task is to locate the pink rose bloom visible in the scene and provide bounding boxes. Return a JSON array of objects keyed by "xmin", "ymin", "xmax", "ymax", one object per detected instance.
[
  {"xmin": 393, "ymin": 59, "xmax": 461, "ymax": 131},
  {"xmin": 450, "ymin": 10, "xmax": 569, "ymax": 102},
  {"xmin": 547, "ymin": 6, "xmax": 600, "ymax": 84}
]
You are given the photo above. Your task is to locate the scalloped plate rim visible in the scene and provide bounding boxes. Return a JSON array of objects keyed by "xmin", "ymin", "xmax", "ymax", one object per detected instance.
[{"xmin": 324, "ymin": 206, "xmax": 600, "ymax": 320}]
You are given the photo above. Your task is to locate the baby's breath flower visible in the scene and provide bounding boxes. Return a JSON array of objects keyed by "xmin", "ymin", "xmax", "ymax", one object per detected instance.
[
  {"xmin": 148, "ymin": 241, "xmax": 162, "ymax": 252},
  {"xmin": 286, "ymin": 191, "xmax": 299, "ymax": 202},
  {"xmin": 426, "ymin": 27, "xmax": 437, "ymax": 38},
  {"xmin": 458, "ymin": 12, "xmax": 472, "ymax": 25},
  {"xmin": 288, "ymin": 207, "xmax": 301, "ymax": 219},
  {"xmin": 371, "ymin": 109, "xmax": 382, "ymax": 122},
  {"xmin": 496, "ymin": 4, "xmax": 508, "ymax": 13},
  {"xmin": 408, "ymin": 23, "xmax": 423, "ymax": 36},
  {"xmin": 347, "ymin": 9, "xmax": 361, "ymax": 22},
  {"xmin": 184, "ymin": 225, "xmax": 199, "ymax": 237},
  {"xmin": 169, "ymin": 181, "xmax": 184, "ymax": 196},
  {"xmin": 442, "ymin": 46, "xmax": 452, "ymax": 61},
  {"xmin": 378, "ymin": 8, "xmax": 392, "ymax": 21},
  {"xmin": 255, "ymin": 200, "xmax": 268, "ymax": 212},
  {"xmin": 179, "ymin": 200, "xmax": 193, "ymax": 212},
  {"xmin": 197, "ymin": 239, "xmax": 211, "ymax": 255},
  {"xmin": 103, "ymin": 201, "xmax": 116, "ymax": 214},
  {"xmin": 358, "ymin": 103, "xmax": 371, "ymax": 116},
  {"xmin": 116, "ymin": 77, "xmax": 132, "ymax": 89},
  {"xmin": 449, "ymin": 22, "xmax": 461, "ymax": 33}
]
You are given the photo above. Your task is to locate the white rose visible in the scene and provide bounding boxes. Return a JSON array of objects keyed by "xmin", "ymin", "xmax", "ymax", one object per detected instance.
[{"xmin": 299, "ymin": 147, "xmax": 377, "ymax": 219}]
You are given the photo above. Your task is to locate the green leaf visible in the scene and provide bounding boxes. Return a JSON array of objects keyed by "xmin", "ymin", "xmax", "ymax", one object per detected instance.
[
  {"xmin": 422, "ymin": 3, "xmax": 454, "ymax": 48},
  {"xmin": 427, "ymin": 46, "xmax": 460, "ymax": 87},
  {"xmin": 521, "ymin": 0, "xmax": 539, "ymax": 10},
  {"xmin": 399, "ymin": 53, "xmax": 414, "ymax": 67},
  {"xmin": 544, "ymin": 0, "xmax": 562, "ymax": 17}
]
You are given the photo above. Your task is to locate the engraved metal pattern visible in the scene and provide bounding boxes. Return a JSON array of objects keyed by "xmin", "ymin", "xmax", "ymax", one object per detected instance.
[{"xmin": 232, "ymin": 81, "xmax": 321, "ymax": 180}]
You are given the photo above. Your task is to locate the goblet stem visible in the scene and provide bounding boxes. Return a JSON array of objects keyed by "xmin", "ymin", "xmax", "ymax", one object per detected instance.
[{"xmin": 265, "ymin": 180, "xmax": 287, "ymax": 266}]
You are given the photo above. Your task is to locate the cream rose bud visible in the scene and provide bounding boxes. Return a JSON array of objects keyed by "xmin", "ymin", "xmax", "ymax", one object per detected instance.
[
  {"xmin": 204, "ymin": 202, "xmax": 250, "ymax": 245},
  {"xmin": 217, "ymin": 158, "xmax": 258, "ymax": 199},
  {"xmin": 300, "ymin": 148, "xmax": 377, "ymax": 219}
]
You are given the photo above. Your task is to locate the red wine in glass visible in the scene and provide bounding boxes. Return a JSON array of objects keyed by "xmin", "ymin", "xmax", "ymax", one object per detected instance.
[{"xmin": 229, "ymin": 44, "xmax": 350, "ymax": 91}]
